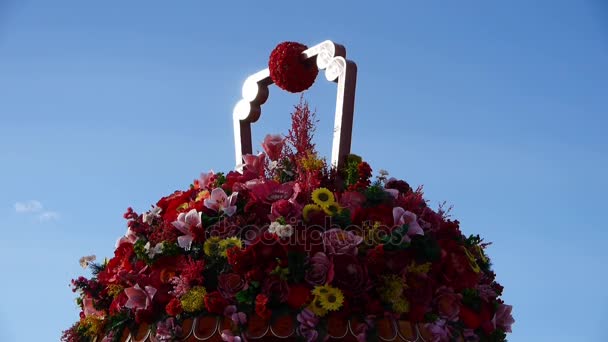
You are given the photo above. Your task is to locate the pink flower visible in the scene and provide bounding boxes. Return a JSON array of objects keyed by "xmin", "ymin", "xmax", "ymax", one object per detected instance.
[
  {"xmin": 269, "ymin": 199, "xmax": 301, "ymax": 221},
  {"xmin": 242, "ymin": 153, "xmax": 265, "ymax": 177},
  {"xmin": 323, "ymin": 228, "xmax": 363, "ymax": 256},
  {"xmin": 262, "ymin": 134, "xmax": 285, "ymax": 161},
  {"xmin": 172, "ymin": 208, "xmax": 201, "ymax": 250},
  {"xmin": 434, "ymin": 286, "xmax": 462, "ymax": 321},
  {"xmin": 198, "ymin": 170, "xmax": 216, "ymax": 190},
  {"xmin": 83, "ymin": 296, "xmax": 104, "ymax": 318},
  {"xmin": 124, "ymin": 284, "xmax": 157, "ymax": 311},
  {"xmin": 493, "ymin": 304, "xmax": 514, "ymax": 333},
  {"xmin": 305, "ymin": 252, "xmax": 334, "ymax": 286},
  {"xmin": 247, "ymin": 180, "xmax": 295, "ymax": 204},
  {"xmin": 393, "ymin": 207, "xmax": 424, "ymax": 242},
  {"xmin": 204, "ymin": 188, "xmax": 238, "ymax": 217},
  {"xmin": 155, "ymin": 317, "xmax": 182, "ymax": 341}
]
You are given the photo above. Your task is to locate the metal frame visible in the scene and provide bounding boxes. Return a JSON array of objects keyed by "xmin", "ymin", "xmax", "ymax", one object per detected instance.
[{"xmin": 232, "ymin": 40, "xmax": 357, "ymax": 170}]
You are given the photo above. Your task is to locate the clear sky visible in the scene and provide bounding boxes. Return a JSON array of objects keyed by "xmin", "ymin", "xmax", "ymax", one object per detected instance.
[{"xmin": 1, "ymin": 1, "xmax": 607, "ymax": 341}]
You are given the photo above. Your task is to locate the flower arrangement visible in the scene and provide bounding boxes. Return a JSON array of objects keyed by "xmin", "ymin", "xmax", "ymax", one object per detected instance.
[{"xmin": 63, "ymin": 97, "xmax": 513, "ymax": 342}]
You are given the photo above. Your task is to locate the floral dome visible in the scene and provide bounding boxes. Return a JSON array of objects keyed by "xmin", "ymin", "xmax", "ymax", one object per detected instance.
[{"xmin": 63, "ymin": 41, "xmax": 513, "ymax": 342}]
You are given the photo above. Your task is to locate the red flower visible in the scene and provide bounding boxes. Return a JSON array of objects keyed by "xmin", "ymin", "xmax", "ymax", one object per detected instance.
[
  {"xmin": 165, "ymin": 297, "xmax": 183, "ymax": 316},
  {"xmin": 268, "ymin": 42, "xmax": 318, "ymax": 93},
  {"xmin": 156, "ymin": 189, "xmax": 195, "ymax": 222},
  {"xmin": 439, "ymin": 240, "xmax": 481, "ymax": 291},
  {"xmin": 287, "ymin": 284, "xmax": 312, "ymax": 309},
  {"xmin": 331, "ymin": 253, "xmax": 368, "ymax": 296},
  {"xmin": 255, "ymin": 294, "xmax": 272, "ymax": 320},
  {"xmin": 262, "ymin": 276, "xmax": 289, "ymax": 303},
  {"xmin": 218, "ymin": 273, "xmax": 247, "ymax": 299},
  {"xmin": 459, "ymin": 305, "xmax": 482, "ymax": 329},
  {"xmin": 204, "ymin": 291, "xmax": 229, "ymax": 315}
]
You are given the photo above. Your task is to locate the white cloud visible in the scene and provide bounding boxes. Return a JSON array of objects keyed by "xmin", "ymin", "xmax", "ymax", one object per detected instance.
[
  {"xmin": 14, "ymin": 200, "xmax": 43, "ymax": 213},
  {"xmin": 38, "ymin": 211, "xmax": 60, "ymax": 222}
]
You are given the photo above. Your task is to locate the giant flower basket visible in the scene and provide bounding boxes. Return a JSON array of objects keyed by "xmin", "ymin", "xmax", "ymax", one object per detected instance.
[{"xmin": 63, "ymin": 41, "xmax": 513, "ymax": 342}]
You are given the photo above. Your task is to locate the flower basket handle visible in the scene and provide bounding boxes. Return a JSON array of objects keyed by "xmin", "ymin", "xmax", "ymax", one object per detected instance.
[{"xmin": 232, "ymin": 40, "xmax": 357, "ymax": 170}]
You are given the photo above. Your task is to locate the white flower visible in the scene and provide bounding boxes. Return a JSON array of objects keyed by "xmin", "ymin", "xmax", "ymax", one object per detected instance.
[
  {"xmin": 144, "ymin": 242, "xmax": 164, "ymax": 258},
  {"xmin": 79, "ymin": 255, "xmax": 96, "ymax": 269},
  {"xmin": 268, "ymin": 221, "xmax": 294, "ymax": 239},
  {"xmin": 143, "ymin": 206, "xmax": 162, "ymax": 225}
]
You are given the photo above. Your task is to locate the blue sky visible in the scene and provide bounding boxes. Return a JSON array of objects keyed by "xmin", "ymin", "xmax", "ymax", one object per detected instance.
[{"xmin": 1, "ymin": 0, "xmax": 607, "ymax": 341}]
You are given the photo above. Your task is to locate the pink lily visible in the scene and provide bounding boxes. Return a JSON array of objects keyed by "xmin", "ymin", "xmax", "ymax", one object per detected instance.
[
  {"xmin": 172, "ymin": 209, "xmax": 201, "ymax": 250},
  {"xmin": 204, "ymin": 188, "xmax": 238, "ymax": 217},
  {"xmin": 393, "ymin": 207, "xmax": 424, "ymax": 242},
  {"xmin": 83, "ymin": 296, "xmax": 104, "ymax": 318},
  {"xmin": 124, "ymin": 284, "xmax": 157, "ymax": 311}
]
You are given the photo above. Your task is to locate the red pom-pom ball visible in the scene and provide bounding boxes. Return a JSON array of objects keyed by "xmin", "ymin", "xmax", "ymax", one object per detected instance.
[{"xmin": 269, "ymin": 41, "xmax": 319, "ymax": 93}]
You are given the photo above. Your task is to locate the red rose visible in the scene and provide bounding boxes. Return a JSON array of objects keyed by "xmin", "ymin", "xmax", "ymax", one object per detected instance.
[
  {"xmin": 262, "ymin": 276, "xmax": 289, "ymax": 303},
  {"xmin": 251, "ymin": 232, "xmax": 287, "ymax": 268},
  {"xmin": 165, "ymin": 297, "xmax": 183, "ymax": 316},
  {"xmin": 459, "ymin": 305, "xmax": 482, "ymax": 329},
  {"xmin": 255, "ymin": 294, "xmax": 272, "ymax": 320},
  {"xmin": 204, "ymin": 291, "xmax": 229, "ymax": 315},
  {"xmin": 286, "ymin": 284, "xmax": 312, "ymax": 309},
  {"xmin": 227, "ymin": 246, "xmax": 254, "ymax": 274},
  {"xmin": 331, "ymin": 253, "xmax": 368, "ymax": 296},
  {"xmin": 218, "ymin": 273, "xmax": 247, "ymax": 298}
]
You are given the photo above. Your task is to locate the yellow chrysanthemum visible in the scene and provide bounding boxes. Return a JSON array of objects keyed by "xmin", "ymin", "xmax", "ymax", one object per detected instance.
[
  {"xmin": 303, "ymin": 204, "xmax": 323, "ymax": 222},
  {"xmin": 81, "ymin": 316, "xmax": 105, "ymax": 337},
  {"xmin": 218, "ymin": 237, "xmax": 243, "ymax": 257},
  {"xmin": 107, "ymin": 284, "xmax": 124, "ymax": 298},
  {"xmin": 203, "ymin": 236, "xmax": 222, "ymax": 257},
  {"xmin": 313, "ymin": 285, "xmax": 344, "ymax": 311},
  {"xmin": 180, "ymin": 286, "xmax": 207, "ymax": 313},
  {"xmin": 311, "ymin": 188, "xmax": 335, "ymax": 207},
  {"xmin": 407, "ymin": 262, "xmax": 432, "ymax": 275},
  {"xmin": 300, "ymin": 153, "xmax": 325, "ymax": 171},
  {"xmin": 392, "ymin": 298, "xmax": 410, "ymax": 314},
  {"xmin": 322, "ymin": 202, "xmax": 342, "ymax": 216},
  {"xmin": 308, "ymin": 297, "xmax": 328, "ymax": 317},
  {"xmin": 379, "ymin": 274, "xmax": 405, "ymax": 302}
]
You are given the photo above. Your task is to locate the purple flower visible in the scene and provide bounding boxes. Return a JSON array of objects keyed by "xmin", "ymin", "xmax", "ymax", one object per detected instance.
[
  {"xmin": 224, "ymin": 305, "xmax": 247, "ymax": 325},
  {"xmin": 296, "ymin": 309, "xmax": 319, "ymax": 342},
  {"xmin": 425, "ymin": 319, "xmax": 452, "ymax": 342},
  {"xmin": 493, "ymin": 304, "xmax": 514, "ymax": 333},
  {"xmin": 155, "ymin": 317, "xmax": 182, "ymax": 341},
  {"xmin": 323, "ymin": 228, "xmax": 363, "ymax": 256},
  {"xmin": 305, "ymin": 252, "xmax": 334, "ymax": 286}
]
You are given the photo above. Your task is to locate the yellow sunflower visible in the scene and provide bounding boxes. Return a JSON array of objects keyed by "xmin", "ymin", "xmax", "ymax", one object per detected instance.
[
  {"xmin": 203, "ymin": 236, "xmax": 222, "ymax": 257},
  {"xmin": 218, "ymin": 237, "xmax": 243, "ymax": 257},
  {"xmin": 322, "ymin": 202, "xmax": 342, "ymax": 216},
  {"xmin": 311, "ymin": 188, "xmax": 335, "ymax": 207},
  {"xmin": 308, "ymin": 297, "xmax": 328, "ymax": 317},
  {"xmin": 303, "ymin": 204, "xmax": 323, "ymax": 222},
  {"xmin": 313, "ymin": 285, "xmax": 344, "ymax": 311}
]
